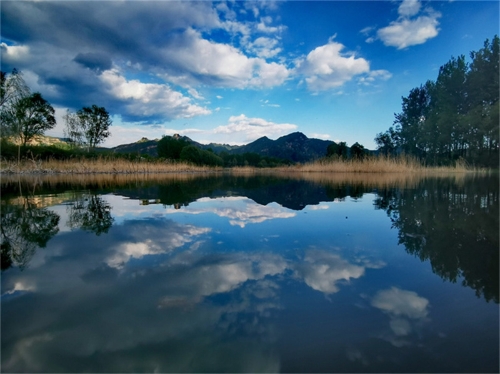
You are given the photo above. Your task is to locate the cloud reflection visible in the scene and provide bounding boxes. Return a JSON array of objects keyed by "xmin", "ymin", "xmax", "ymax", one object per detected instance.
[
  {"xmin": 295, "ymin": 249, "xmax": 379, "ymax": 294},
  {"xmin": 165, "ymin": 196, "xmax": 296, "ymax": 227},
  {"xmin": 371, "ymin": 287, "xmax": 430, "ymax": 346}
]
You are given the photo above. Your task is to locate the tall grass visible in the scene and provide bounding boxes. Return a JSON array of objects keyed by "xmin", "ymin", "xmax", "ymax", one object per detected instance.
[
  {"xmin": 274, "ymin": 155, "xmax": 482, "ymax": 174},
  {"xmin": 0, "ymin": 156, "xmax": 219, "ymax": 174},
  {"xmin": 0, "ymin": 154, "xmax": 488, "ymax": 175}
]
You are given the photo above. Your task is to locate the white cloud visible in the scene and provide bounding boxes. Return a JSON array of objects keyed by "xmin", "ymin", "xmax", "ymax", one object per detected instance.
[
  {"xmin": 376, "ymin": 3, "xmax": 441, "ymax": 49},
  {"xmin": 0, "ymin": 43, "xmax": 30, "ymax": 63},
  {"xmin": 358, "ymin": 69, "xmax": 393, "ymax": 85},
  {"xmin": 298, "ymin": 37, "xmax": 371, "ymax": 91},
  {"xmin": 398, "ymin": 0, "xmax": 422, "ymax": 17},
  {"xmin": 213, "ymin": 114, "xmax": 298, "ymax": 144},
  {"xmin": 100, "ymin": 68, "xmax": 211, "ymax": 120},
  {"xmin": 310, "ymin": 133, "xmax": 331, "ymax": 140},
  {"xmin": 163, "ymin": 28, "xmax": 289, "ymax": 89},
  {"xmin": 246, "ymin": 36, "xmax": 282, "ymax": 58}
]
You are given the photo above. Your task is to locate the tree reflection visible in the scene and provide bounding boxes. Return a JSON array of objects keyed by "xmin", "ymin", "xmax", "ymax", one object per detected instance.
[
  {"xmin": 0, "ymin": 197, "xmax": 60, "ymax": 270},
  {"xmin": 374, "ymin": 176, "xmax": 499, "ymax": 303},
  {"xmin": 67, "ymin": 194, "xmax": 114, "ymax": 235}
]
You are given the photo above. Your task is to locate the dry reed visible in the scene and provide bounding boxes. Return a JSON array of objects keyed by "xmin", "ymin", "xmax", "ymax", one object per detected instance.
[
  {"xmin": 0, "ymin": 157, "xmax": 219, "ymax": 175},
  {"xmin": 0, "ymin": 154, "xmax": 488, "ymax": 176}
]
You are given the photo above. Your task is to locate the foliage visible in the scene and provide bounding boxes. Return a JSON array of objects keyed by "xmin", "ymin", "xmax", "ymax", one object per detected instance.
[
  {"xmin": 63, "ymin": 109, "xmax": 85, "ymax": 147},
  {"xmin": 157, "ymin": 135, "xmax": 191, "ymax": 159},
  {"xmin": 76, "ymin": 105, "xmax": 112, "ymax": 150},
  {"xmin": 180, "ymin": 145, "xmax": 223, "ymax": 166},
  {"xmin": 377, "ymin": 35, "xmax": 499, "ymax": 167},
  {"xmin": 0, "ymin": 69, "xmax": 31, "ymax": 139},
  {"xmin": 350, "ymin": 142, "xmax": 367, "ymax": 159},
  {"xmin": 326, "ymin": 141, "xmax": 349, "ymax": 158},
  {"xmin": 11, "ymin": 93, "xmax": 56, "ymax": 146}
]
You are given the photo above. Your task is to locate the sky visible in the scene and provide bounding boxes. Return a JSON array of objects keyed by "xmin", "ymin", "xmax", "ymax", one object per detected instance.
[{"xmin": 1, "ymin": 0, "xmax": 498, "ymax": 149}]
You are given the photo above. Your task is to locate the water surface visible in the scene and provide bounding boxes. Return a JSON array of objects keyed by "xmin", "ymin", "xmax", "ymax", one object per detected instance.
[{"xmin": 1, "ymin": 173, "xmax": 498, "ymax": 373}]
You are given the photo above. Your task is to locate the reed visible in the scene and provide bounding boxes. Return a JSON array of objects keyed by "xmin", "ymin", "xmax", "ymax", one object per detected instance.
[
  {"xmin": 274, "ymin": 155, "xmax": 482, "ymax": 174},
  {"xmin": 0, "ymin": 156, "xmax": 219, "ymax": 175},
  {"xmin": 0, "ymin": 154, "xmax": 488, "ymax": 175}
]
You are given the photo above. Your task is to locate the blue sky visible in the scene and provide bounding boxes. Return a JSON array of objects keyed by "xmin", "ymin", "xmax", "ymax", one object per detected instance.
[{"xmin": 1, "ymin": 1, "xmax": 498, "ymax": 148}]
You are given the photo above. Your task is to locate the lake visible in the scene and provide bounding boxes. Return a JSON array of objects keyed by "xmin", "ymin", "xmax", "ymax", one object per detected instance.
[{"xmin": 1, "ymin": 172, "xmax": 498, "ymax": 373}]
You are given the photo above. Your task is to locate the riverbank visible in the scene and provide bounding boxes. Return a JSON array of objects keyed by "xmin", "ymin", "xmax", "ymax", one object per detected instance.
[{"xmin": 0, "ymin": 155, "xmax": 488, "ymax": 175}]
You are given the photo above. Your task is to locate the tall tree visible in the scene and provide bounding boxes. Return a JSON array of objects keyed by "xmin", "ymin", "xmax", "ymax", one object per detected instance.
[
  {"xmin": 11, "ymin": 92, "xmax": 56, "ymax": 147},
  {"xmin": 0, "ymin": 69, "xmax": 31, "ymax": 140},
  {"xmin": 77, "ymin": 105, "xmax": 111, "ymax": 150},
  {"xmin": 63, "ymin": 109, "xmax": 85, "ymax": 147}
]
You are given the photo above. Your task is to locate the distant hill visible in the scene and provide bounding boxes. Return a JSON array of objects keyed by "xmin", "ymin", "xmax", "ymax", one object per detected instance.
[
  {"xmin": 233, "ymin": 132, "xmax": 333, "ymax": 163},
  {"xmin": 111, "ymin": 132, "xmax": 335, "ymax": 163}
]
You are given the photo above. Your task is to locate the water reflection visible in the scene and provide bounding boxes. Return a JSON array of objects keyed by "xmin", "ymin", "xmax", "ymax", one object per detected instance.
[
  {"xmin": 1, "ymin": 173, "xmax": 498, "ymax": 372},
  {"xmin": 374, "ymin": 176, "xmax": 499, "ymax": 303},
  {"xmin": 1, "ymin": 196, "xmax": 59, "ymax": 270}
]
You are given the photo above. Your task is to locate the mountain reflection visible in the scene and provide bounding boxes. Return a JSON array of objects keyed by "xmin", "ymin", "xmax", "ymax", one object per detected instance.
[{"xmin": 374, "ymin": 176, "xmax": 499, "ymax": 303}]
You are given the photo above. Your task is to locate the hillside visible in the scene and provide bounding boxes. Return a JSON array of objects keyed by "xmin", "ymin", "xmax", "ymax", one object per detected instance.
[
  {"xmin": 110, "ymin": 132, "xmax": 335, "ymax": 163},
  {"xmin": 233, "ymin": 132, "xmax": 333, "ymax": 163}
]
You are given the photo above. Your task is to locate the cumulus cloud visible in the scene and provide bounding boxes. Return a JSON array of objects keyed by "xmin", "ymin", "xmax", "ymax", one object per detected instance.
[
  {"xmin": 0, "ymin": 1, "xmax": 289, "ymax": 124},
  {"xmin": 398, "ymin": 0, "xmax": 422, "ymax": 17},
  {"xmin": 297, "ymin": 37, "xmax": 371, "ymax": 91},
  {"xmin": 100, "ymin": 69, "xmax": 211, "ymax": 121},
  {"xmin": 213, "ymin": 114, "xmax": 298, "ymax": 144},
  {"xmin": 375, "ymin": 0, "xmax": 441, "ymax": 49}
]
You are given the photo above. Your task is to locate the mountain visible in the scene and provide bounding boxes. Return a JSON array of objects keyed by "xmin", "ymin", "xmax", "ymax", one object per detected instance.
[
  {"xmin": 111, "ymin": 137, "xmax": 160, "ymax": 156},
  {"xmin": 111, "ymin": 132, "xmax": 334, "ymax": 163},
  {"xmin": 233, "ymin": 132, "xmax": 333, "ymax": 163}
]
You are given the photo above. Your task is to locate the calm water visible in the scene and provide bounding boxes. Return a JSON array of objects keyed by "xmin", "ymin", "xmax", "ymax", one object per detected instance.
[{"xmin": 1, "ymin": 173, "xmax": 498, "ymax": 373}]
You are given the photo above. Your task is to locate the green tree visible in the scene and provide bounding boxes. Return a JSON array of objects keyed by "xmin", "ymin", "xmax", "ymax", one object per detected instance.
[
  {"xmin": 326, "ymin": 141, "xmax": 349, "ymax": 158},
  {"xmin": 77, "ymin": 105, "xmax": 111, "ymax": 150},
  {"xmin": 375, "ymin": 127, "xmax": 399, "ymax": 156},
  {"xmin": 11, "ymin": 93, "xmax": 56, "ymax": 147},
  {"xmin": 157, "ymin": 135, "xmax": 190, "ymax": 159},
  {"xmin": 350, "ymin": 142, "xmax": 366, "ymax": 159}
]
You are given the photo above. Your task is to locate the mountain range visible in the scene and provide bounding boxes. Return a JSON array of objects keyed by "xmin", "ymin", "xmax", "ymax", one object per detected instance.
[{"xmin": 111, "ymin": 132, "xmax": 334, "ymax": 163}]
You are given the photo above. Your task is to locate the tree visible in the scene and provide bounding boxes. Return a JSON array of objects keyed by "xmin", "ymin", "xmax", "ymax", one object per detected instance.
[
  {"xmin": 157, "ymin": 135, "xmax": 190, "ymax": 159},
  {"xmin": 11, "ymin": 93, "xmax": 56, "ymax": 147},
  {"xmin": 0, "ymin": 69, "xmax": 30, "ymax": 140},
  {"xmin": 350, "ymin": 142, "xmax": 366, "ymax": 159},
  {"xmin": 375, "ymin": 127, "xmax": 399, "ymax": 156},
  {"xmin": 326, "ymin": 141, "xmax": 349, "ymax": 158},
  {"xmin": 63, "ymin": 109, "xmax": 85, "ymax": 147},
  {"xmin": 77, "ymin": 105, "xmax": 111, "ymax": 150}
]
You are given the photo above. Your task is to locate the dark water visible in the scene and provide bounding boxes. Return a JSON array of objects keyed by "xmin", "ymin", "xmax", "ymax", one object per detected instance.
[{"xmin": 1, "ymin": 173, "xmax": 498, "ymax": 373}]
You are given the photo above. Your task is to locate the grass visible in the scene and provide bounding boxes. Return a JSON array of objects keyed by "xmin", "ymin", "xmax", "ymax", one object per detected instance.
[
  {"xmin": 0, "ymin": 156, "xmax": 220, "ymax": 175},
  {"xmin": 274, "ymin": 155, "xmax": 483, "ymax": 174},
  {"xmin": 0, "ymin": 154, "xmax": 489, "ymax": 175}
]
